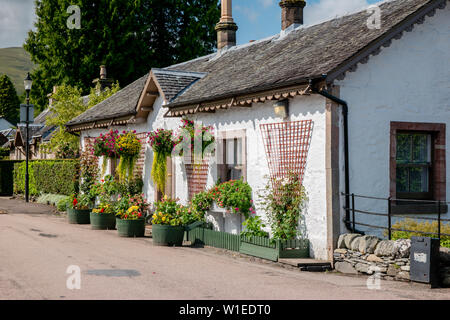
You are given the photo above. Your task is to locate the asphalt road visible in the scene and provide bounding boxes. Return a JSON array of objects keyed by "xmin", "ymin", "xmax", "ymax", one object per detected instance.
[{"xmin": 0, "ymin": 197, "xmax": 449, "ymax": 300}]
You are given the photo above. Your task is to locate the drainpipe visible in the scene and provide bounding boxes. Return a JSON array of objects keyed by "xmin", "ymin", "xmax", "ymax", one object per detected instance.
[{"xmin": 309, "ymin": 79, "xmax": 361, "ymax": 234}]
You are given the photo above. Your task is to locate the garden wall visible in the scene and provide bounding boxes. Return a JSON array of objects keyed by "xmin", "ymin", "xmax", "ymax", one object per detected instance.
[
  {"xmin": 334, "ymin": 233, "xmax": 450, "ymax": 286},
  {"xmin": 13, "ymin": 160, "xmax": 79, "ymax": 196}
]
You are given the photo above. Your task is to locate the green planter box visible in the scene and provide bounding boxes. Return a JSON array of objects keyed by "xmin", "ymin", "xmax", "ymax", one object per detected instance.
[
  {"xmin": 240, "ymin": 236, "xmax": 310, "ymax": 261},
  {"xmin": 116, "ymin": 218, "xmax": 145, "ymax": 237},
  {"xmin": 67, "ymin": 207, "xmax": 91, "ymax": 224},
  {"xmin": 152, "ymin": 224, "xmax": 185, "ymax": 246},
  {"xmin": 90, "ymin": 212, "xmax": 116, "ymax": 230},
  {"xmin": 240, "ymin": 236, "xmax": 278, "ymax": 261},
  {"xmin": 186, "ymin": 225, "xmax": 241, "ymax": 252}
]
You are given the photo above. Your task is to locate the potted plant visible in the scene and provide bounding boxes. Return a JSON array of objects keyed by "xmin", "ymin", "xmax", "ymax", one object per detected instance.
[
  {"xmin": 67, "ymin": 194, "xmax": 92, "ymax": 224},
  {"xmin": 151, "ymin": 196, "xmax": 193, "ymax": 246},
  {"xmin": 116, "ymin": 130, "xmax": 142, "ymax": 181},
  {"xmin": 148, "ymin": 128, "xmax": 175, "ymax": 194},
  {"xmin": 115, "ymin": 194, "xmax": 149, "ymax": 237},
  {"xmin": 91, "ymin": 202, "xmax": 116, "ymax": 230}
]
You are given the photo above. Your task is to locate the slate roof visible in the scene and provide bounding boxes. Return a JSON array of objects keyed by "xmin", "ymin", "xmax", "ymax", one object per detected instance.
[
  {"xmin": 66, "ymin": 0, "xmax": 444, "ymax": 126},
  {"xmin": 152, "ymin": 69, "xmax": 206, "ymax": 102},
  {"xmin": 67, "ymin": 74, "xmax": 149, "ymax": 126},
  {"xmin": 0, "ymin": 118, "xmax": 14, "ymax": 131},
  {"xmin": 166, "ymin": 0, "xmax": 441, "ymax": 108}
]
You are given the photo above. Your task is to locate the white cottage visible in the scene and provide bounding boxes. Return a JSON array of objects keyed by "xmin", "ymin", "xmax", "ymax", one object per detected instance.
[{"xmin": 67, "ymin": 0, "xmax": 449, "ymax": 261}]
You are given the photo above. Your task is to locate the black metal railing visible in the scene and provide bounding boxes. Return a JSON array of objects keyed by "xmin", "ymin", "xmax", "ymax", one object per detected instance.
[{"xmin": 342, "ymin": 193, "xmax": 450, "ymax": 240}]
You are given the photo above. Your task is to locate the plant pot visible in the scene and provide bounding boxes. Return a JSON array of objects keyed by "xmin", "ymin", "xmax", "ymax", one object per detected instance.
[
  {"xmin": 67, "ymin": 207, "xmax": 91, "ymax": 224},
  {"xmin": 152, "ymin": 224, "xmax": 185, "ymax": 246},
  {"xmin": 90, "ymin": 212, "xmax": 116, "ymax": 230},
  {"xmin": 116, "ymin": 218, "xmax": 145, "ymax": 237}
]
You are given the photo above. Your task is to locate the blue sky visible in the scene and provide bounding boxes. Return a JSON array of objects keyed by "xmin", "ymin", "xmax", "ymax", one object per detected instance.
[
  {"xmin": 0, "ymin": 0, "xmax": 385, "ymax": 49},
  {"xmin": 234, "ymin": 0, "xmax": 384, "ymax": 44}
]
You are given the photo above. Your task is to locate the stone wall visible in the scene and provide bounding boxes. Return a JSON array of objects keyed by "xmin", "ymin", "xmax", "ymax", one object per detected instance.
[{"xmin": 334, "ymin": 233, "xmax": 450, "ymax": 286}]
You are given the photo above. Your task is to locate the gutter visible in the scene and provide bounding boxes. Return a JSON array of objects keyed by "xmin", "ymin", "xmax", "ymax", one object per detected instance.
[{"xmin": 309, "ymin": 78, "xmax": 362, "ymax": 234}]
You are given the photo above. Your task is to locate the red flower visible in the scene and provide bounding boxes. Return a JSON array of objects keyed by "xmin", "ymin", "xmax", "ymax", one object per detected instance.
[
  {"xmin": 73, "ymin": 198, "xmax": 78, "ymax": 206},
  {"xmin": 100, "ymin": 208, "xmax": 105, "ymax": 213}
]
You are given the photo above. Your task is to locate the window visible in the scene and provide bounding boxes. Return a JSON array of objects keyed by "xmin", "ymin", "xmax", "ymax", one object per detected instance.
[
  {"xmin": 396, "ymin": 132, "xmax": 432, "ymax": 200},
  {"xmin": 217, "ymin": 130, "xmax": 246, "ymax": 182},
  {"xmin": 390, "ymin": 122, "xmax": 447, "ymax": 214}
]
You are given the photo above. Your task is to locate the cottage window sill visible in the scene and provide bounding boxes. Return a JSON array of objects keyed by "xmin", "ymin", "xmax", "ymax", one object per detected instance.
[{"xmin": 391, "ymin": 203, "xmax": 448, "ymax": 215}]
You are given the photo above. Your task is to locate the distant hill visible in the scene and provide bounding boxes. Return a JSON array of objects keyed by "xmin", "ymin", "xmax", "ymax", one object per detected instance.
[{"xmin": 0, "ymin": 47, "xmax": 36, "ymax": 97}]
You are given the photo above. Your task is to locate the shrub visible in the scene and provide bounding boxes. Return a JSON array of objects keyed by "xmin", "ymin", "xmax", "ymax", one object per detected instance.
[
  {"xmin": 210, "ymin": 179, "xmax": 254, "ymax": 217},
  {"xmin": 0, "ymin": 147, "xmax": 9, "ymax": 159},
  {"xmin": 258, "ymin": 174, "xmax": 307, "ymax": 240},
  {"xmin": 36, "ymin": 194, "xmax": 70, "ymax": 208},
  {"xmin": 389, "ymin": 218, "xmax": 450, "ymax": 248},
  {"xmin": 152, "ymin": 196, "xmax": 196, "ymax": 226},
  {"xmin": 13, "ymin": 160, "xmax": 79, "ymax": 196},
  {"xmin": 189, "ymin": 190, "xmax": 213, "ymax": 219},
  {"xmin": 57, "ymin": 197, "xmax": 71, "ymax": 211},
  {"xmin": 241, "ymin": 215, "xmax": 269, "ymax": 239}
]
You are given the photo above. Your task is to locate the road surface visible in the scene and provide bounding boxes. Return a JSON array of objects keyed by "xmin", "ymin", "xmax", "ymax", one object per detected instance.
[{"xmin": 0, "ymin": 197, "xmax": 449, "ymax": 300}]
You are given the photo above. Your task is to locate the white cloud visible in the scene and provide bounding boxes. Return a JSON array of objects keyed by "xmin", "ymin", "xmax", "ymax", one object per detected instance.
[
  {"xmin": 304, "ymin": 0, "xmax": 371, "ymax": 26},
  {"xmin": 0, "ymin": 0, "xmax": 36, "ymax": 48}
]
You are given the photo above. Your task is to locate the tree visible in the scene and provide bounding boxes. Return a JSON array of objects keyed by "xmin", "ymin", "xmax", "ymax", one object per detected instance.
[
  {"xmin": 44, "ymin": 82, "xmax": 120, "ymax": 158},
  {"xmin": 24, "ymin": 0, "xmax": 220, "ymax": 112},
  {"xmin": 0, "ymin": 75, "xmax": 20, "ymax": 125}
]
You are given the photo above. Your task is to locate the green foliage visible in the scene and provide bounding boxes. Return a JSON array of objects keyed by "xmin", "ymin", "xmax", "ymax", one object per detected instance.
[
  {"xmin": 210, "ymin": 179, "xmax": 254, "ymax": 218},
  {"xmin": 389, "ymin": 218, "xmax": 450, "ymax": 248},
  {"xmin": 36, "ymin": 193, "xmax": 70, "ymax": 208},
  {"xmin": 24, "ymin": 0, "xmax": 220, "ymax": 112},
  {"xmin": 44, "ymin": 84, "xmax": 120, "ymax": 158},
  {"xmin": 57, "ymin": 197, "xmax": 71, "ymax": 211},
  {"xmin": 148, "ymin": 128, "xmax": 174, "ymax": 193},
  {"xmin": 241, "ymin": 215, "xmax": 269, "ymax": 239},
  {"xmin": 0, "ymin": 147, "xmax": 9, "ymax": 159},
  {"xmin": 116, "ymin": 131, "xmax": 141, "ymax": 181},
  {"xmin": 114, "ymin": 194, "xmax": 149, "ymax": 220},
  {"xmin": 190, "ymin": 191, "xmax": 213, "ymax": 219},
  {"xmin": 258, "ymin": 174, "xmax": 307, "ymax": 240},
  {"xmin": 0, "ymin": 74, "xmax": 20, "ymax": 125},
  {"xmin": 13, "ymin": 160, "xmax": 79, "ymax": 196},
  {"xmin": 71, "ymin": 193, "xmax": 92, "ymax": 210},
  {"xmin": 152, "ymin": 197, "xmax": 192, "ymax": 226},
  {"xmin": 79, "ymin": 149, "xmax": 99, "ymax": 199}
]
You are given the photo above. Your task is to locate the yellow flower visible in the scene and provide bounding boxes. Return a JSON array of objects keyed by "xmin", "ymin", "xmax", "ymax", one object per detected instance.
[{"xmin": 162, "ymin": 217, "xmax": 166, "ymax": 222}]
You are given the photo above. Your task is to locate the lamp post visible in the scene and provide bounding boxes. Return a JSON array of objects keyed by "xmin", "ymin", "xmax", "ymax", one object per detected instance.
[{"xmin": 24, "ymin": 73, "xmax": 32, "ymax": 203}]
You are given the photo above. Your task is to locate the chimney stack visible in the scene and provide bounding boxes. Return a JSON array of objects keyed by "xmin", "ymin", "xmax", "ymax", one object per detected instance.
[
  {"xmin": 215, "ymin": 0, "xmax": 238, "ymax": 50},
  {"xmin": 93, "ymin": 65, "xmax": 113, "ymax": 93},
  {"xmin": 279, "ymin": 0, "xmax": 306, "ymax": 30}
]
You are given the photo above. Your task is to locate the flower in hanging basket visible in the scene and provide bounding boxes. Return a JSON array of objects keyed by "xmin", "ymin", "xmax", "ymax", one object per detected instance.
[
  {"xmin": 148, "ymin": 128, "xmax": 174, "ymax": 193},
  {"xmin": 93, "ymin": 129, "xmax": 120, "ymax": 174},
  {"xmin": 116, "ymin": 131, "xmax": 142, "ymax": 181},
  {"xmin": 173, "ymin": 118, "xmax": 215, "ymax": 159}
]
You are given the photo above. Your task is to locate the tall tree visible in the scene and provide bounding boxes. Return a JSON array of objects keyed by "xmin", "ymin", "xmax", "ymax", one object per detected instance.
[
  {"xmin": 44, "ymin": 82, "xmax": 120, "ymax": 159},
  {"xmin": 24, "ymin": 0, "xmax": 220, "ymax": 112},
  {"xmin": 0, "ymin": 75, "xmax": 20, "ymax": 125}
]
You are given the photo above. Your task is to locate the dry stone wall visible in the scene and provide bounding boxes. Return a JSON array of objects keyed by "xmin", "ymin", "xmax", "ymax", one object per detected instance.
[{"xmin": 334, "ymin": 233, "xmax": 450, "ymax": 286}]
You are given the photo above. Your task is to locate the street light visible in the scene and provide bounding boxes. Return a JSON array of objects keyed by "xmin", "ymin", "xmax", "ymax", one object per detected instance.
[{"xmin": 24, "ymin": 73, "xmax": 32, "ymax": 203}]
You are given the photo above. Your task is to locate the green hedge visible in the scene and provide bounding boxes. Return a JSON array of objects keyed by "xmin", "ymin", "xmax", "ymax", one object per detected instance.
[
  {"xmin": 13, "ymin": 160, "xmax": 79, "ymax": 196},
  {"xmin": 0, "ymin": 160, "xmax": 21, "ymax": 195}
]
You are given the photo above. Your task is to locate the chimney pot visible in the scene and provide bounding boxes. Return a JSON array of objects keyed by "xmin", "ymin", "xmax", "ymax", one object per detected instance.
[
  {"xmin": 100, "ymin": 65, "xmax": 107, "ymax": 80},
  {"xmin": 279, "ymin": 0, "xmax": 306, "ymax": 30},
  {"xmin": 216, "ymin": 0, "xmax": 238, "ymax": 50}
]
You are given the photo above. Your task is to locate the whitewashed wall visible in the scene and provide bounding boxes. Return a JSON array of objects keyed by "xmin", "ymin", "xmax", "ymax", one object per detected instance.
[
  {"xmin": 182, "ymin": 95, "xmax": 329, "ymax": 260},
  {"xmin": 336, "ymin": 5, "xmax": 450, "ymax": 236}
]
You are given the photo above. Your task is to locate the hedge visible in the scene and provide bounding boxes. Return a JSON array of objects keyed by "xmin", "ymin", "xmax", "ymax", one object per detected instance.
[
  {"xmin": 13, "ymin": 160, "xmax": 79, "ymax": 196},
  {"xmin": 0, "ymin": 160, "xmax": 21, "ymax": 195}
]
